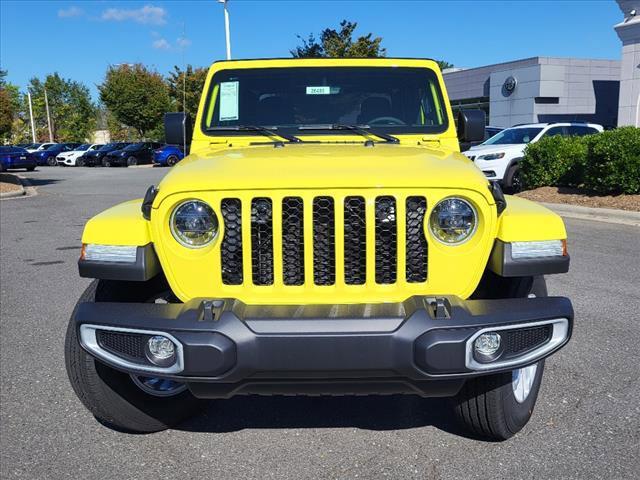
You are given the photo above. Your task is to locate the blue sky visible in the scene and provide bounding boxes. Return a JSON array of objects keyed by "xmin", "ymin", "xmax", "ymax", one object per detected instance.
[{"xmin": 0, "ymin": 1, "xmax": 624, "ymax": 99}]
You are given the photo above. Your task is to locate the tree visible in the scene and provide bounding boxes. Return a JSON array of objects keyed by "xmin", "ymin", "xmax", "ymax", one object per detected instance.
[
  {"xmin": 25, "ymin": 73, "xmax": 97, "ymax": 142},
  {"xmin": 99, "ymin": 64, "xmax": 171, "ymax": 139},
  {"xmin": 167, "ymin": 65, "xmax": 208, "ymax": 123},
  {"xmin": 435, "ymin": 60, "xmax": 454, "ymax": 71},
  {"xmin": 291, "ymin": 20, "xmax": 386, "ymax": 58},
  {"xmin": 0, "ymin": 70, "xmax": 21, "ymax": 143}
]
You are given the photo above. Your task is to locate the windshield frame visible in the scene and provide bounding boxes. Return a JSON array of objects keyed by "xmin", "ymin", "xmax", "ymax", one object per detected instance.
[{"xmin": 200, "ymin": 65, "xmax": 449, "ymax": 138}]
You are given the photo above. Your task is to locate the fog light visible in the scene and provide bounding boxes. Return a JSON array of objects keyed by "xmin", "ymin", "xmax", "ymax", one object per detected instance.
[
  {"xmin": 474, "ymin": 332, "xmax": 501, "ymax": 356},
  {"xmin": 145, "ymin": 335, "xmax": 176, "ymax": 367}
]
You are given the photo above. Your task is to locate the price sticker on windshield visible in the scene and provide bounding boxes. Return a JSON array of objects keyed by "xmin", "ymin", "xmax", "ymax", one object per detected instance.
[
  {"xmin": 306, "ymin": 86, "xmax": 340, "ymax": 95},
  {"xmin": 219, "ymin": 81, "xmax": 239, "ymax": 121}
]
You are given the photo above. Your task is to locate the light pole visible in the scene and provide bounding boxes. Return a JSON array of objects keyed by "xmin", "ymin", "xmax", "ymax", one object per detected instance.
[
  {"xmin": 218, "ymin": 0, "xmax": 231, "ymax": 60},
  {"xmin": 27, "ymin": 90, "xmax": 36, "ymax": 143},
  {"xmin": 44, "ymin": 88, "xmax": 53, "ymax": 142}
]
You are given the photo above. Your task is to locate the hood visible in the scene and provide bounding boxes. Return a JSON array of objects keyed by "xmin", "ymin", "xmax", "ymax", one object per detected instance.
[{"xmin": 156, "ymin": 143, "xmax": 492, "ymax": 201}]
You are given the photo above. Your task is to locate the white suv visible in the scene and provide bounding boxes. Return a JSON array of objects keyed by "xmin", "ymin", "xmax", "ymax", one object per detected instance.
[
  {"xmin": 56, "ymin": 143, "xmax": 103, "ymax": 166},
  {"xmin": 463, "ymin": 122, "xmax": 603, "ymax": 192}
]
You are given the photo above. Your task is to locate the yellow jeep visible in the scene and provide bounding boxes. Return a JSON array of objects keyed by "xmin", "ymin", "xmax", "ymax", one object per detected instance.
[{"xmin": 65, "ymin": 58, "xmax": 573, "ymax": 440}]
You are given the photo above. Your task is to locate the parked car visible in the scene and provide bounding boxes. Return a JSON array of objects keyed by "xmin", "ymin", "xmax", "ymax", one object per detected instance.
[
  {"xmin": 0, "ymin": 146, "xmax": 37, "ymax": 172},
  {"xmin": 26, "ymin": 142, "xmax": 57, "ymax": 153},
  {"xmin": 79, "ymin": 142, "xmax": 130, "ymax": 167},
  {"xmin": 463, "ymin": 122, "xmax": 602, "ymax": 192},
  {"xmin": 31, "ymin": 143, "xmax": 81, "ymax": 166},
  {"xmin": 66, "ymin": 58, "xmax": 575, "ymax": 441},
  {"xmin": 57, "ymin": 144, "xmax": 104, "ymax": 167},
  {"xmin": 153, "ymin": 144, "xmax": 185, "ymax": 167},
  {"xmin": 104, "ymin": 142, "xmax": 163, "ymax": 167},
  {"xmin": 460, "ymin": 125, "xmax": 504, "ymax": 152}
]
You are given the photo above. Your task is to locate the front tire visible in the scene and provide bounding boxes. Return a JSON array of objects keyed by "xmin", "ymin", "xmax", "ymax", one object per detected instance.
[
  {"xmin": 102, "ymin": 158, "xmax": 111, "ymax": 167},
  {"xmin": 47, "ymin": 156, "xmax": 57, "ymax": 167},
  {"xmin": 166, "ymin": 155, "xmax": 178, "ymax": 167},
  {"xmin": 65, "ymin": 279, "xmax": 203, "ymax": 433},
  {"xmin": 454, "ymin": 276, "xmax": 547, "ymax": 440},
  {"xmin": 127, "ymin": 156, "xmax": 138, "ymax": 167},
  {"xmin": 504, "ymin": 164, "xmax": 522, "ymax": 193}
]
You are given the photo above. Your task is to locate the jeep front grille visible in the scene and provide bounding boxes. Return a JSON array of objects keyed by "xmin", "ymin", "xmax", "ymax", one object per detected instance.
[{"xmin": 220, "ymin": 194, "xmax": 428, "ymax": 287}]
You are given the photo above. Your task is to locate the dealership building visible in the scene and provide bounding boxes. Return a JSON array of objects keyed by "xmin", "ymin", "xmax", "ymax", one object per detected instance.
[{"xmin": 443, "ymin": 0, "xmax": 640, "ymax": 129}]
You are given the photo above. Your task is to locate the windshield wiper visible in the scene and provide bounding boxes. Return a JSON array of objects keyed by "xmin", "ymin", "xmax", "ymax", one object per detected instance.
[
  {"xmin": 206, "ymin": 125, "xmax": 302, "ymax": 143},
  {"xmin": 298, "ymin": 124, "xmax": 400, "ymax": 144}
]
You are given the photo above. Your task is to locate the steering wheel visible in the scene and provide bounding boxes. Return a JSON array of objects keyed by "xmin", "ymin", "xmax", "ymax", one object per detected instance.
[{"xmin": 367, "ymin": 116, "xmax": 406, "ymax": 126}]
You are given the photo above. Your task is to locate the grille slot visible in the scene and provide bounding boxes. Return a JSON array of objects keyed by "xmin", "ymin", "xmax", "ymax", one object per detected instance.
[
  {"xmin": 503, "ymin": 325, "xmax": 552, "ymax": 356},
  {"xmin": 251, "ymin": 198, "xmax": 274, "ymax": 285},
  {"xmin": 405, "ymin": 196, "xmax": 428, "ymax": 283},
  {"xmin": 221, "ymin": 199, "xmax": 244, "ymax": 285},
  {"xmin": 344, "ymin": 196, "xmax": 366, "ymax": 285},
  {"xmin": 313, "ymin": 197, "xmax": 335, "ymax": 286},
  {"xmin": 375, "ymin": 196, "xmax": 397, "ymax": 284},
  {"xmin": 282, "ymin": 197, "xmax": 305, "ymax": 286},
  {"xmin": 96, "ymin": 330, "xmax": 148, "ymax": 363}
]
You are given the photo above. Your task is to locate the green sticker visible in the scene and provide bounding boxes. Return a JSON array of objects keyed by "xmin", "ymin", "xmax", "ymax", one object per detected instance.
[{"xmin": 306, "ymin": 86, "xmax": 330, "ymax": 95}]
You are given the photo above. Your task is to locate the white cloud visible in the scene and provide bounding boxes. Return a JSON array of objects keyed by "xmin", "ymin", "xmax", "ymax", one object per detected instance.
[
  {"xmin": 152, "ymin": 38, "xmax": 171, "ymax": 50},
  {"xmin": 176, "ymin": 37, "xmax": 191, "ymax": 48},
  {"xmin": 58, "ymin": 6, "xmax": 83, "ymax": 18},
  {"xmin": 102, "ymin": 5, "xmax": 167, "ymax": 25}
]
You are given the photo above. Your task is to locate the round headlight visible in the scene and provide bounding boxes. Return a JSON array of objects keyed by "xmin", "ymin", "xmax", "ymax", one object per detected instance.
[
  {"xmin": 429, "ymin": 197, "xmax": 477, "ymax": 244},
  {"xmin": 170, "ymin": 200, "xmax": 218, "ymax": 248}
]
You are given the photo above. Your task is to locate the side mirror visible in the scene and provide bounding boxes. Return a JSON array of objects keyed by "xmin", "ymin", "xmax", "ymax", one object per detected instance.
[
  {"xmin": 164, "ymin": 112, "xmax": 193, "ymax": 148},
  {"xmin": 457, "ymin": 109, "xmax": 486, "ymax": 143}
]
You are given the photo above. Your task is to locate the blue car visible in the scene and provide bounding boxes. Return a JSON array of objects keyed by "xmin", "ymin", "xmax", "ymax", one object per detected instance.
[
  {"xmin": 31, "ymin": 143, "xmax": 81, "ymax": 166},
  {"xmin": 153, "ymin": 144, "xmax": 185, "ymax": 167},
  {"xmin": 0, "ymin": 146, "xmax": 37, "ymax": 172}
]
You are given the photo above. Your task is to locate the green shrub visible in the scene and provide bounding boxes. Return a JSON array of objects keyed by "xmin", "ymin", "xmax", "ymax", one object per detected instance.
[
  {"xmin": 583, "ymin": 127, "xmax": 640, "ymax": 195},
  {"xmin": 520, "ymin": 127, "xmax": 640, "ymax": 194},
  {"xmin": 521, "ymin": 135, "xmax": 589, "ymax": 189}
]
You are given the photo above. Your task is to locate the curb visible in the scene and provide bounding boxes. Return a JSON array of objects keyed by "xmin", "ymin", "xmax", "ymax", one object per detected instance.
[
  {"xmin": 0, "ymin": 173, "xmax": 25, "ymax": 199},
  {"xmin": 542, "ymin": 202, "xmax": 640, "ymax": 227}
]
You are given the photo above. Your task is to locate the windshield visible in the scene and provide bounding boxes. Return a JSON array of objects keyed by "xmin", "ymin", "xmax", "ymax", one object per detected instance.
[
  {"xmin": 76, "ymin": 144, "xmax": 90, "ymax": 151},
  {"xmin": 45, "ymin": 144, "xmax": 60, "ymax": 151},
  {"xmin": 98, "ymin": 143, "xmax": 119, "ymax": 151},
  {"xmin": 483, "ymin": 127, "xmax": 543, "ymax": 145},
  {"xmin": 124, "ymin": 143, "xmax": 143, "ymax": 151},
  {"xmin": 202, "ymin": 67, "xmax": 448, "ymax": 135}
]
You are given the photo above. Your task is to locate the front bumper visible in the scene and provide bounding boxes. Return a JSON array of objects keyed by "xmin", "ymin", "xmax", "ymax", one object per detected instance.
[{"xmin": 74, "ymin": 295, "xmax": 573, "ymax": 398}]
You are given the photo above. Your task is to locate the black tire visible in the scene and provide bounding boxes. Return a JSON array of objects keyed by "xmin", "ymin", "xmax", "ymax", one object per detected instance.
[
  {"xmin": 504, "ymin": 164, "xmax": 523, "ymax": 193},
  {"xmin": 47, "ymin": 156, "xmax": 57, "ymax": 167},
  {"xmin": 26, "ymin": 166, "xmax": 35, "ymax": 171},
  {"xmin": 127, "ymin": 156, "xmax": 138, "ymax": 167},
  {"xmin": 77, "ymin": 158, "xmax": 85, "ymax": 167},
  {"xmin": 166, "ymin": 155, "xmax": 178, "ymax": 167},
  {"xmin": 65, "ymin": 279, "xmax": 203, "ymax": 433},
  {"xmin": 102, "ymin": 158, "xmax": 111, "ymax": 167},
  {"xmin": 454, "ymin": 276, "xmax": 547, "ymax": 441}
]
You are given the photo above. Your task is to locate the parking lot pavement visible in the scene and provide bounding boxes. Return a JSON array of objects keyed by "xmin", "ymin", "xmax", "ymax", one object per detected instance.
[{"xmin": 1, "ymin": 167, "xmax": 639, "ymax": 479}]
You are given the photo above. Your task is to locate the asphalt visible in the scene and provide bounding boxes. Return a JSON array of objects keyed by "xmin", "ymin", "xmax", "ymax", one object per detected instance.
[{"xmin": 1, "ymin": 167, "xmax": 639, "ymax": 480}]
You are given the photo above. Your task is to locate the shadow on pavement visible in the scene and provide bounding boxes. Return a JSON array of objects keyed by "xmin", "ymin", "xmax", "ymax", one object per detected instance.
[
  {"xmin": 21, "ymin": 176, "xmax": 63, "ymax": 187},
  {"xmin": 177, "ymin": 394, "xmax": 475, "ymax": 438}
]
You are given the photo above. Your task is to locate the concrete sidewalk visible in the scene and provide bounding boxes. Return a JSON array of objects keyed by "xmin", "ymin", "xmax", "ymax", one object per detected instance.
[{"xmin": 542, "ymin": 201, "xmax": 640, "ymax": 227}]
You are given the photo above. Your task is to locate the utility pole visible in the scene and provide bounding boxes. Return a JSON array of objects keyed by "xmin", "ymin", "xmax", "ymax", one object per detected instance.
[
  {"xmin": 27, "ymin": 90, "xmax": 36, "ymax": 143},
  {"xmin": 44, "ymin": 88, "xmax": 53, "ymax": 142},
  {"xmin": 218, "ymin": 0, "xmax": 231, "ymax": 60}
]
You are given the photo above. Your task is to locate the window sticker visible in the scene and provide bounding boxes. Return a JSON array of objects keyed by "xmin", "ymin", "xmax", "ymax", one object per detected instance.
[
  {"xmin": 306, "ymin": 86, "xmax": 340, "ymax": 95},
  {"xmin": 219, "ymin": 81, "xmax": 239, "ymax": 121}
]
